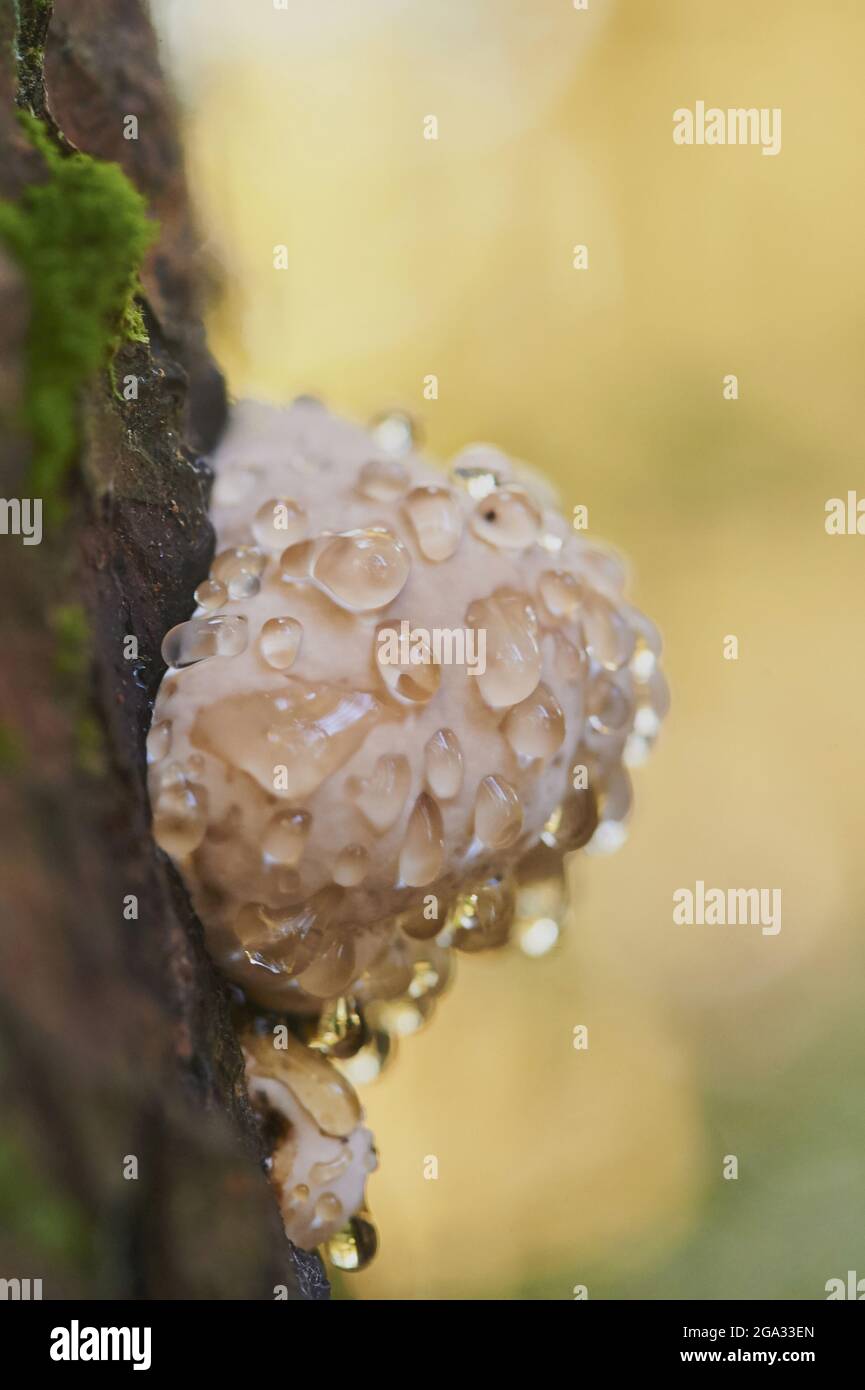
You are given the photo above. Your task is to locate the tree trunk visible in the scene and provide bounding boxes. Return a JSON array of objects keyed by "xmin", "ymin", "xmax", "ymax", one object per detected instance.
[{"xmin": 0, "ymin": 0, "xmax": 327, "ymax": 1300}]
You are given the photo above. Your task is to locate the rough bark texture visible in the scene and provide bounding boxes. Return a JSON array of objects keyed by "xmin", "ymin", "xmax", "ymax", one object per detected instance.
[{"xmin": 0, "ymin": 0, "xmax": 328, "ymax": 1300}]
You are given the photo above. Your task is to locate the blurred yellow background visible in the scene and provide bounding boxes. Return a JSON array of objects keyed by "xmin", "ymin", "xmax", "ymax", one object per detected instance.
[{"xmin": 152, "ymin": 0, "xmax": 865, "ymax": 1298}]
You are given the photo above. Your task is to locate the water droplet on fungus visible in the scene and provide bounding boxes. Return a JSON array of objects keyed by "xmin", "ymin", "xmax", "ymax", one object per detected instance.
[
  {"xmin": 503, "ymin": 683, "xmax": 565, "ymax": 761},
  {"xmin": 161, "ymin": 614, "xmax": 248, "ymax": 667},
  {"xmin": 347, "ymin": 754, "xmax": 410, "ymax": 831},
  {"xmin": 194, "ymin": 578, "xmax": 228, "ymax": 612},
  {"xmin": 399, "ymin": 793, "xmax": 444, "ymax": 887},
  {"xmin": 471, "ymin": 485, "xmax": 542, "ymax": 550},
  {"xmin": 334, "ymin": 844, "xmax": 369, "ymax": 887},
  {"xmin": 474, "ymin": 775, "xmax": 523, "ymax": 849},
  {"xmin": 259, "ymin": 615, "xmax": 303, "ymax": 670},
  {"xmin": 424, "ymin": 728, "xmax": 463, "ymax": 799},
  {"xmin": 357, "ymin": 458, "xmax": 409, "ymax": 502},
  {"xmin": 252, "ymin": 497, "xmax": 307, "ymax": 550},
  {"xmin": 466, "ymin": 589, "xmax": 541, "ymax": 709},
  {"xmin": 191, "ymin": 680, "xmax": 385, "ymax": 799},
  {"xmin": 404, "ymin": 485, "xmax": 463, "ymax": 561},
  {"xmin": 262, "ymin": 810, "xmax": 311, "ymax": 866},
  {"xmin": 374, "ymin": 622, "xmax": 441, "ymax": 704},
  {"xmin": 312, "ymin": 528, "xmax": 410, "ymax": 611}
]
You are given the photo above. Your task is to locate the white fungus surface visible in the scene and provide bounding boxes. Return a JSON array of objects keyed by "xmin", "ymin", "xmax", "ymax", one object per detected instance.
[
  {"xmin": 148, "ymin": 398, "xmax": 668, "ymax": 1013},
  {"xmin": 147, "ymin": 399, "xmax": 668, "ymax": 1251}
]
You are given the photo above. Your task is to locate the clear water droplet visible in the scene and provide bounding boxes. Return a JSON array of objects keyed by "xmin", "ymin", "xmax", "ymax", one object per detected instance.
[
  {"xmin": 647, "ymin": 668, "xmax": 670, "ymax": 719},
  {"xmin": 631, "ymin": 645, "xmax": 656, "ymax": 681},
  {"xmin": 236, "ymin": 887, "xmax": 341, "ymax": 978},
  {"xmin": 146, "ymin": 720, "xmax": 171, "ymax": 763},
  {"xmin": 340, "ymin": 1034, "xmax": 394, "ymax": 1084},
  {"xmin": 466, "ymin": 589, "xmax": 541, "ymax": 709},
  {"xmin": 370, "ymin": 410, "xmax": 416, "ymax": 457},
  {"xmin": 194, "ymin": 578, "xmax": 228, "ymax": 612},
  {"xmin": 450, "ymin": 465, "xmax": 502, "ymax": 499},
  {"xmin": 161, "ymin": 614, "xmax": 248, "ymax": 668},
  {"xmin": 407, "ymin": 944, "xmax": 451, "ymax": 1000},
  {"xmin": 587, "ymin": 672, "xmax": 632, "ymax": 734},
  {"xmin": 357, "ymin": 458, "xmax": 409, "ymax": 502},
  {"xmin": 397, "ymin": 903, "xmax": 445, "ymax": 942},
  {"xmin": 374, "ymin": 621, "xmax": 441, "ymax": 704},
  {"xmin": 538, "ymin": 569, "xmax": 581, "ymax": 622},
  {"xmin": 347, "ymin": 754, "xmax": 410, "ymax": 831},
  {"xmin": 470, "ymin": 485, "xmax": 542, "ymax": 550},
  {"xmin": 634, "ymin": 704, "xmax": 661, "ymax": 739},
  {"xmin": 285, "ymin": 1184, "xmax": 310, "ymax": 1218},
  {"xmin": 403, "ymin": 485, "xmax": 463, "ymax": 562},
  {"xmin": 503, "ymin": 683, "xmax": 565, "ymax": 761},
  {"xmin": 231, "ymin": 571, "xmax": 261, "ymax": 599},
  {"xmin": 551, "ymin": 630, "xmax": 587, "ymax": 683},
  {"xmin": 424, "ymin": 728, "xmax": 463, "ymax": 799},
  {"xmin": 326, "ymin": 1214, "xmax": 378, "ymax": 1271},
  {"xmin": 211, "ymin": 545, "xmax": 267, "ymax": 600},
  {"xmin": 574, "ymin": 542, "xmax": 627, "ymax": 595},
  {"xmin": 516, "ymin": 915, "xmax": 560, "ymax": 958},
  {"xmin": 599, "ymin": 765, "xmax": 632, "ymax": 822},
  {"xmin": 308, "ymin": 996, "xmax": 365, "ymax": 1059},
  {"xmin": 252, "ymin": 497, "xmax": 307, "ymax": 551},
  {"xmin": 582, "ymin": 592, "xmax": 635, "ymax": 671},
  {"xmin": 353, "ymin": 937, "xmax": 413, "ymax": 1003},
  {"xmin": 151, "ymin": 774, "xmax": 208, "ymax": 857},
  {"xmin": 447, "ymin": 874, "xmax": 515, "ymax": 953},
  {"xmin": 259, "ymin": 615, "xmax": 303, "ymax": 670},
  {"xmin": 338, "ymin": 1031, "xmax": 394, "ymax": 1086},
  {"xmin": 259, "ymin": 862, "xmax": 302, "ymax": 905},
  {"xmin": 399, "ymin": 793, "xmax": 444, "ymax": 887},
  {"xmin": 313, "ymin": 1192, "xmax": 344, "ymax": 1227},
  {"xmin": 192, "ymin": 681, "xmax": 383, "ymax": 799},
  {"xmin": 586, "ymin": 819, "xmax": 629, "ymax": 855},
  {"xmin": 377, "ymin": 996, "xmax": 433, "ymax": 1036},
  {"xmin": 623, "ymin": 731, "xmax": 651, "ymax": 767},
  {"xmin": 262, "ymin": 810, "xmax": 311, "ymax": 866},
  {"xmin": 312, "ymin": 528, "xmax": 410, "ymax": 612},
  {"xmin": 449, "ymin": 443, "xmax": 509, "ymax": 496},
  {"xmin": 474, "ymin": 775, "xmax": 523, "ymax": 849},
  {"xmin": 152, "ymin": 758, "xmax": 186, "ymax": 790},
  {"xmin": 297, "ymin": 932, "xmax": 357, "ymax": 999},
  {"xmin": 279, "ymin": 538, "xmax": 316, "ymax": 580},
  {"xmin": 540, "ymin": 791, "xmax": 598, "ymax": 852},
  {"xmin": 334, "ymin": 844, "xmax": 369, "ymax": 887},
  {"xmin": 626, "ymin": 604, "xmax": 662, "ymax": 657}
]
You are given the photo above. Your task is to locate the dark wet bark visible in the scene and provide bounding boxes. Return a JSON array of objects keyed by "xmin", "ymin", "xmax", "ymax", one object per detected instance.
[{"xmin": 0, "ymin": 0, "xmax": 328, "ymax": 1300}]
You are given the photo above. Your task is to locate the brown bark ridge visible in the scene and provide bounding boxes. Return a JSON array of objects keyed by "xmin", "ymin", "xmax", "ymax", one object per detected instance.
[{"xmin": 0, "ymin": 0, "xmax": 328, "ymax": 1299}]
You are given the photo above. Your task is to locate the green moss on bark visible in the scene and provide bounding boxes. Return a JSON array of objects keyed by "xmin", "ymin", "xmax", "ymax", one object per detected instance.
[{"xmin": 0, "ymin": 113, "xmax": 155, "ymax": 509}]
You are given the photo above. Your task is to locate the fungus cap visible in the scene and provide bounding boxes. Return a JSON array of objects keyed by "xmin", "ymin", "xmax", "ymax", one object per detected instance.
[{"xmin": 148, "ymin": 400, "xmax": 668, "ymax": 1010}]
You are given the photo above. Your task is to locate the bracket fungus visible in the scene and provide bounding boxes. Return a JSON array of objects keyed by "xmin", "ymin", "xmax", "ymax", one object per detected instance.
[{"xmin": 148, "ymin": 399, "xmax": 668, "ymax": 1267}]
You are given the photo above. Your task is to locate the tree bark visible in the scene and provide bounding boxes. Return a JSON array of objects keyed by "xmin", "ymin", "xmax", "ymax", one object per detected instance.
[{"xmin": 0, "ymin": 0, "xmax": 328, "ymax": 1300}]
